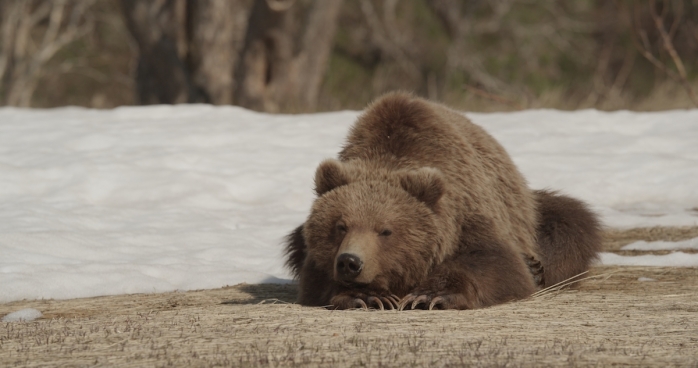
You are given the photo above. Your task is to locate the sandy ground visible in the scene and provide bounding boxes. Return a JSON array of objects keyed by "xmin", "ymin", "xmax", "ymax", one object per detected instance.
[{"xmin": 2, "ymin": 227, "xmax": 698, "ymax": 367}]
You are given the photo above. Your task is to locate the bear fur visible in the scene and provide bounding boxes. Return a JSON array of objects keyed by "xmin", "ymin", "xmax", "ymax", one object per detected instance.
[{"xmin": 284, "ymin": 92, "xmax": 601, "ymax": 310}]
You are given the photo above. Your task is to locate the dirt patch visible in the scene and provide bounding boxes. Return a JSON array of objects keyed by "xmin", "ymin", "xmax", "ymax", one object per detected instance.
[
  {"xmin": 603, "ymin": 226, "xmax": 698, "ymax": 251},
  {"xmin": 612, "ymin": 249, "xmax": 698, "ymax": 256},
  {"xmin": 1, "ymin": 228, "xmax": 698, "ymax": 367},
  {"xmin": 0, "ymin": 284, "xmax": 298, "ymax": 321}
]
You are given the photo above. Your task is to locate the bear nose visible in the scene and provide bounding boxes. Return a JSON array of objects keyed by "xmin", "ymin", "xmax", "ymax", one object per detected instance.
[{"xmin": 336, "ymin": 253, "xmax": 363, "ymax": 280}]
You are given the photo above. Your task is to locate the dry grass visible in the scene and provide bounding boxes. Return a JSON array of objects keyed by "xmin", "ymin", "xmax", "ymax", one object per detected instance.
[
  {"xmin": 603, "ymin": 226, "xmax": 698, "ymax": 253},
  {"xmin": 2, "ymin": 228, "xmax": 698, "ymax": 367}
]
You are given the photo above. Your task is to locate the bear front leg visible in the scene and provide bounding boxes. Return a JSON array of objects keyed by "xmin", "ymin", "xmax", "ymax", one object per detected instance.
[
  {"xmin": 299, "ymin": 259, "xmax": 399, "ymax": 310},
  {"xmin": 297, "ymin": 258, "xmax": 337, "ymax": 307},
  {"xmin": 330, "ymin": 290, "xmax": 401, "ymax": 310},
  {"xmin": 398, "ymin": 240, "xmax": 537, "ymax": 310}
]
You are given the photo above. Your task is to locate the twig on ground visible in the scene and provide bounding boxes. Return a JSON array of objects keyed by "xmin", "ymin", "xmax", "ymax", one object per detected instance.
[
  {"xmin": 531, "ymin": 270, "xmax": 619, "ymax": 299},
  {"xmin": 256, "ymin": 298, "xmax": 293, "ymax": 305}
]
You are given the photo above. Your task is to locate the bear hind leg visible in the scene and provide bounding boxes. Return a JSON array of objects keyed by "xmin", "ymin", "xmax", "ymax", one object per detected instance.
[{"xmin": 534, "ymin": 190, "xmax": 602, "ymax": 288}]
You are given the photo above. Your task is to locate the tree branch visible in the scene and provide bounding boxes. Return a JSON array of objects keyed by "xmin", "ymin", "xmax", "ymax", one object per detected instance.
[
  {"xmin": 1, "ymin": 0, "xmax": 95, "ymax": 106},
  {"xmin": 359, "ymin": 0, "xmax": 420, "ymax": 79},
  {"xmin": 631, "ymin": 1, "xmax": 698, "ymax": 106},
  {"xmin": 649, "ymin": 0, "xmax": 688, "ymax": 80}
]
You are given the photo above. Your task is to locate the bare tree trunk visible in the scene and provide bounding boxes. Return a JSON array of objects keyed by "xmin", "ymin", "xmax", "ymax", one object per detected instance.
[
  {"xmin": 426, "ymin": 0, "xmax": 512, "ymax": 94},
  {"xmin": 185, "ymin": 0, "xmax": 251, "ymax": 105},
  {"xmin": 358, "ymin": 0, "xmax": 421, "ymax": 83},
  {"xmin": 120, "ymin": 0, "xmax": 341, "ymax": 110},
  {"xmin": 293, "ymin": 0, "xmax": 344, "ymax": 110},
  {"xmin": 234, "ymin": 0, "xmax": 344, "ymax": 112},
  {"xmin": 121, "ymin": 0, "xmax": 251, "ymax": 105},
  {"xmin": 121, "ymin": 0, "xmax": 200, "ymax": 104},
  {"xmin": 0, "ymin": 0, "xmax": 94, "ymax": 107}
]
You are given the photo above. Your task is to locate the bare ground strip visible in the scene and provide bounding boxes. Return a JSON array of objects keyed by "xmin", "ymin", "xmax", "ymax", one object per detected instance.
[{"xmin": 1, "ymin": 227, "xmax": 697, "ymax": 367}]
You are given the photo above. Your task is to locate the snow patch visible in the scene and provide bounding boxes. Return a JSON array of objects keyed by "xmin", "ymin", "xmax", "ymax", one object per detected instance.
[
  {"xmin": 1, "ymin": 106, "xmax": 697, "ymax": 303},
  {"xmin": 637, "ymin": 277, "xmax": 657, "ymax": 282},
  {"xmin": 2, "ymin": 308, "xmax": 42, "ymax": 322},
  {"xmin": 599, "ymin": 252, "xmax": 698, "ymax": 267},
  {"xmin": 621, "ymin": 237, "xmax": 698, "ymax": 251}
]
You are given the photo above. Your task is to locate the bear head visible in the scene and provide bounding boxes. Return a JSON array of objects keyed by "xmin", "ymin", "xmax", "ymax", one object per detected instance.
[{"xmin": 303, "ymin": 159, "xmax": 446, "ymax": 296}]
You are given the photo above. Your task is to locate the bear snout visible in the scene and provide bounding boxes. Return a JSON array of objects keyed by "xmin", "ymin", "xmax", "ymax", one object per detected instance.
[{"xmin": 336, "ymin": 253, "xmax": 363, "ymax": 281}]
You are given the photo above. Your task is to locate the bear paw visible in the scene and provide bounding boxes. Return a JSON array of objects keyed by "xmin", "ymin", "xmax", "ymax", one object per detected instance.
[
  {"xmin": 329, "ymin": 293, "xmax": 401, "ymax": 310},
  {"xmin": 398, "ymin": 293, "xmax": 471, "ymax": 310}
]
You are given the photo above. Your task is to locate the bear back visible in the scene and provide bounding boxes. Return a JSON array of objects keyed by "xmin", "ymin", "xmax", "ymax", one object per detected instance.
[{"xmin": 338, "ymin": 92, "xmax": 539, "ymax": 260}]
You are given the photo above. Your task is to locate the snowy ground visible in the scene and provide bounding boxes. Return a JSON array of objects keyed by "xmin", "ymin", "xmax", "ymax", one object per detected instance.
[{"xmin": 1, "ymin": 105, "xmax": 697, "ymax": 303}]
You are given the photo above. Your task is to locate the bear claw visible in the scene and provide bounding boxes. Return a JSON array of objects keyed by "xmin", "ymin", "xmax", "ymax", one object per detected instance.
[
  {"xmin": 368, "ymin": 295, "xmax": 401, "ymax": 310},
  {"xmin": 367, "ymin": 296, "xmax": 384, "ymax": 310},
  {"xmin": 353, "ymin": 298, "xmax": 368, "ymax": 309},
  {"xmin": 398, "ymin": 294, "xmax": 424, "ymax": 311},
  {"xmin": 411, "ymin": 295, "xmax": 428, "ymax": 310},
  {"xmin": 398, "ymin": 294, "xmax": 448, "ymax": 311},
  {"xmin": 331, "ymin": 292, "xmax": 402, "ymax": 310},
  {"xmin": 428, "ymin": 296, "xmax": 445, "ymax": 310},
  {"xmin": 333, "ymin": 295, "xmax": 399, "ymax": 310},
  {"xmin": 397, "ymin": 296, "xmax": 410, "ymax": 311},
  {"xmin": 387, "ymin": 294, "xmax": 401, "ymax": 308}
]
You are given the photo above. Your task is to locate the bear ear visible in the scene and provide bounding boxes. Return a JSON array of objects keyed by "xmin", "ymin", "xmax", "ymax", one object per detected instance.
[
  {"xmin": 399, "ymin": 168, "xmax": 445, "ymax": 208},
  {"xmin": 314, "ymin": 159, "xmax": 350, "ymax": 196}
]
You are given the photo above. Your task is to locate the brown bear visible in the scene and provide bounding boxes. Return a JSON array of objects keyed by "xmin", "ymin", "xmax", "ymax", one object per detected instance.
[{"xmin": 284, "ymin": 92, "xmax": 601, "ymax": 310}]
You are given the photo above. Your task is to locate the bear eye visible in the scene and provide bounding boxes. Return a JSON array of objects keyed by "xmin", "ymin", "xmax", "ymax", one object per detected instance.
[
  {"xmin": 336, "ymin": 223, "xmax": 347, "ymax": 234},
  {"xmin": 379, "ymin": 229, "xmax": 392, "ymax": 237}
]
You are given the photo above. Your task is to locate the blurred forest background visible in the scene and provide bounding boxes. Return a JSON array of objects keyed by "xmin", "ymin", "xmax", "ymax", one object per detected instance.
[{"xmin": 1, "ymin": 0, "xmax": 697, "ymax": 112}]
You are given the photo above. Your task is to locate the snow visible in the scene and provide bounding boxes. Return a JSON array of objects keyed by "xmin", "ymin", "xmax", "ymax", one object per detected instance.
[
  {"xmin": 600, "ymin": 236, "xmax": 698, "ymax": 268},
  {"xmin": 1, "ymin": 105, "xmax": 697, "ymax": 303},
  {"xmin": 469, "ymin": 109, "xmax": 698, "ymax": 229},
  {"xmin": 2, "ymin": 308, "xmax": 42, "ymax": 322},
  {"xmin": 599, "ymin": 252, "xmax": 698, "ymax": 267}
]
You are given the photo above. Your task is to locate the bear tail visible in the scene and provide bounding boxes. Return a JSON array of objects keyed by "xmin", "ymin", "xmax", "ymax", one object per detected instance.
[
  {"xmin": 283, "ymin": 224, "xmax": 306, "ymax": 279},
  {"xmin": 534, "ymin": 190, "xmax": 602, "ymax": 288}
]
